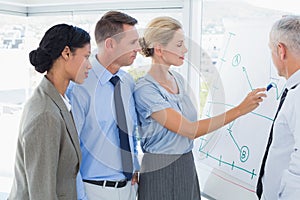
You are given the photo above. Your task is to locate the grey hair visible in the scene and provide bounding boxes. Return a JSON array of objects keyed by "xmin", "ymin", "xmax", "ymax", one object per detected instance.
[{"xmin": 270, "ymin": 15, "xmax": 300, "ymax": 55}]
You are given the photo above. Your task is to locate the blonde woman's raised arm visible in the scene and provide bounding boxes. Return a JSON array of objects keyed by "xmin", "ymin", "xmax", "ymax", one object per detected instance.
[{"xmin": 151, "ymin": 88, "xmax": 266, "ymax": 139}]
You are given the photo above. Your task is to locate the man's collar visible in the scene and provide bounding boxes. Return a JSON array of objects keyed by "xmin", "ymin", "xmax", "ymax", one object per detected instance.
[{"xmin": 91, "ymin": 53, "xmax": 125, "ymax": 85}]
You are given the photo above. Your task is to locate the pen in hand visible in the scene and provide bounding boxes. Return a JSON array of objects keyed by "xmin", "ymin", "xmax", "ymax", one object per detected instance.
[{"xmin": 266, "ymin": 83, "xmax": 275, "ymax": 91}]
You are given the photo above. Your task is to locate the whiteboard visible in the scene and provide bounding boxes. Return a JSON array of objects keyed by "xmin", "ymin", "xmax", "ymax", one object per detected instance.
[{"xmin": 194, "ymin": 16, "xmax": 286, "ymax": 200}]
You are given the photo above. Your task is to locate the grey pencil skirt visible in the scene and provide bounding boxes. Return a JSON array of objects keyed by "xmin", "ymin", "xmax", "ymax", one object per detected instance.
[{"xmin": 138, "ymin": 151, "xmax": 201, "ymax": 200}]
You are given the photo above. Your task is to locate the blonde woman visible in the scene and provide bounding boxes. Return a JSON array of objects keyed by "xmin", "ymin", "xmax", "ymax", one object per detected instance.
[{"xmin": 134, "ymin": 16, "xmax": 266, "ymax": 200}]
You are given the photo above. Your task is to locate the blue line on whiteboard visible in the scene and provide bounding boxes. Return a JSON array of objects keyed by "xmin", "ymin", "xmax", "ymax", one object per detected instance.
[
  {"xmin": 198, "ymin": 148, "xmax": 256, "ymax": 179},
  {"xmin": 251, "ymin": 169, "xmax": 255, "ymax": 179},
  {"xmin": 226, "ymin": 123, "xmax": 241, "ymax": 156},
  {"xmin": 268, "ymin": 59, "xmax": 280, "ymax": 83},
  {"xmin": 268, "ymin": 81, "xmax": 286, "ymax": 100},
  {"xmin": 232, "ymin": 54, "xmax": 241, "ymax": 67},
  {"xmin": 198, "ymin": 135, "xmax": 211, "ymax": 152},
  {"xmin": 227, "ymin": 125, "xmax": 249, "ymax": 162},
  {"xmin": 207, "ymin": 101, "xmax": 274, "ymax": 121},
  {"xmin": 227, "ymin": 128, "xmax": 241, "ymax": 152},
  {"xmin": 268, "ymin": 60, "xmax": 286, "ymax": 100},
  {"xmin": 242, "ymin": 67, "xmax": 254, "ymax": 91},
  {"xmin": 205, "ymin": 32, "xmax": 236, "ymax": 116},
  {"xmin": 228, "ymin": 121, "xmax": 235, "ymax": 130},
  {"xmin": 240, "ymin": 146, "xmax": 250, "ymax": 163},
  {"xmin": 205, "ymin": 83, "xmax": 221, "ymax": 117},
  {"xmin": 220, "ymin": 32, "xmax": 235, "ymax": 62}
]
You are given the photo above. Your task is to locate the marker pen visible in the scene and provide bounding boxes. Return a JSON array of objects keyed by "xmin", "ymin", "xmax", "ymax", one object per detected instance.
[{"xmin": 266, "ymin": 83, "xmax": 274, "ymax": 91}]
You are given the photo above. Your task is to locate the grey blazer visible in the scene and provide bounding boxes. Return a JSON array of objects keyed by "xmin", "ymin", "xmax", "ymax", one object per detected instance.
[{"xmin": 9, "ymin": 77, "xmax": 81, "ymax": 200}]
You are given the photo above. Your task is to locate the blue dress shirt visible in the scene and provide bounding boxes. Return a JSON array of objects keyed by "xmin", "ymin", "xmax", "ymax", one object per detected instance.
[
  {"xmin": 134, "ymin": 71, "xmax": 196, "ymax": 154},
  {"xmin": 66, "ymin": 53, "xmax": 140, "ymax": 200}
]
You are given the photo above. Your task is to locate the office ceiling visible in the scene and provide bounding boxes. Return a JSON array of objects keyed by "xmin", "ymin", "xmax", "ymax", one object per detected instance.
[
  {"xmin": 1, "ymin": 0, "xmax": 111, "ymax": 5},
  {"xmin": 0, "ymin": 0, "xmax": 164, "ymax": 5},
  {"xmin": 0, "ymin": 0, "xmax": 183, "ymax": 16}
]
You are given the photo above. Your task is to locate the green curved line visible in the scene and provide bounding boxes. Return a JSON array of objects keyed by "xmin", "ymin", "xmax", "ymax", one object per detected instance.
[{"xmin": 207, "ymin": 101, "xmax": 274, "ymax": 121}]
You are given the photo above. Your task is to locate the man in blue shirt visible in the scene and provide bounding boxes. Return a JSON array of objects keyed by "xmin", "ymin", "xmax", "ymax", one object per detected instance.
[{"xmin": 67, "ymin": 11, "xmax": 140, "ymax": 200}]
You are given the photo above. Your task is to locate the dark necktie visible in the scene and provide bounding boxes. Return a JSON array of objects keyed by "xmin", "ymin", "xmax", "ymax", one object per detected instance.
[
  {"xmin": 256, "ymin": 85, "xmax": 297, "ymax": 199},
  {"xmin": 110, "ymin": 76, "xmax": 133, "ymax": 180}
]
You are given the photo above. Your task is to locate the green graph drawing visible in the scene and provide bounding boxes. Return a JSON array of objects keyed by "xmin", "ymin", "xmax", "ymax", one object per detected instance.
[{"xmin": 199, "ymin": 31, "xmax": 285, "ymax": 179}]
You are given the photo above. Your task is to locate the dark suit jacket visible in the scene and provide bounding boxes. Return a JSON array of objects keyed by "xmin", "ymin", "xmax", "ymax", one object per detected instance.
[{"xmin": 9, "ymin": 76, "xmax": 81, "ymax": 200}]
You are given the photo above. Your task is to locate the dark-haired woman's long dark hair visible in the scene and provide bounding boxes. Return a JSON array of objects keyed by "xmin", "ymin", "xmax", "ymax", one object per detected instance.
[{"xmin": 29, "ymin": 24, "xmax": 90, "ymax": 73}]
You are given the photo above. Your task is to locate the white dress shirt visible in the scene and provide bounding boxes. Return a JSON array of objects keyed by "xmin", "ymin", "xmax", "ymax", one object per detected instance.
[
  {"xmin": 60, "ymin": 94, "xmax": 71, "ymax": 112},
  {"xmin": 262, "ymin": 69, "xmax": 300, "ymax": 200}
]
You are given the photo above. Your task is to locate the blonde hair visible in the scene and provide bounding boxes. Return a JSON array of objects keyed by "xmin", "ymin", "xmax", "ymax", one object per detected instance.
[{"xmin": 139, "ymin": 16, "xmax": 182, "ymax": 57}]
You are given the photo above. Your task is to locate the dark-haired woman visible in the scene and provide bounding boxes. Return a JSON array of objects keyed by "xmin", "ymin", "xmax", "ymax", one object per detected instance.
[{"xmin": 8, "ymin": 24, "xmax": 91, "ymax": 200}]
